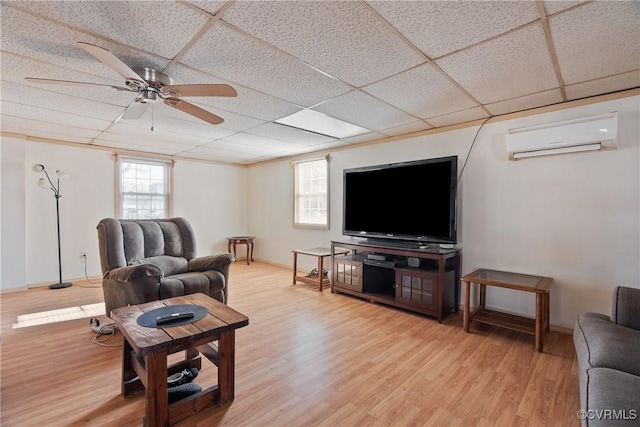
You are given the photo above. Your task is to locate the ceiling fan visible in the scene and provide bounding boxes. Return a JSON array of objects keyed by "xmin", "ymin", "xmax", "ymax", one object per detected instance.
[{"xmin": 25, "ymin": 42, "xmax": 236, "ymax": 125}]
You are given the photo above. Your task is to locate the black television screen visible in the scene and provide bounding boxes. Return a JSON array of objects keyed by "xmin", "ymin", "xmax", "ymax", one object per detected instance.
[{"xmin": 342, "ymin": 156, "xmax": 458, "ymax": 245}]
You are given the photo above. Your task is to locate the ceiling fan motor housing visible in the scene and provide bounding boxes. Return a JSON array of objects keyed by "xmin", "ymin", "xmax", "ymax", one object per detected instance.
[{"xmin": 133, "ymin": 67, "xmax": 172, "ymax": 88}]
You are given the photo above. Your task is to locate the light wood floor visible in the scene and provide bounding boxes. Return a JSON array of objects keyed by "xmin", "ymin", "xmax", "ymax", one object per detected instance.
[{"xmin": 1, "ymin": 262, "xmax": 579, "ymax": 426}]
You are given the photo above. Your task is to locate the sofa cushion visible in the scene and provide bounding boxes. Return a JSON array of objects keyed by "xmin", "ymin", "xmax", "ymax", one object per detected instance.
[
  {"xmin": 575, "ymin": 312, "xmax": 640, "ymax": 377},
  {"xmin": 122, "ymin": 222, "xmax": 145, "ymax": 262},
  {"xmin": 583, "ymin": 368, "xmax": 640, "ymax": 426},
  {"xmin": 159, "ymin": 270, "xmax": 225, "ymax": 300}
]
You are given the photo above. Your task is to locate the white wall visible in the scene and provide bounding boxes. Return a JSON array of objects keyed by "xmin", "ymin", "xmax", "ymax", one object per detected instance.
[
  {"xmin": 248, "ymin": 95, "xmax": 640, "ymax": 329},
  {"xmin": 0, "ymin": 139, "xmax": 249, "ymax": 291},
  {"xmin": 1, "ymin": 137, "xmax": 26, "ymax": 290}
]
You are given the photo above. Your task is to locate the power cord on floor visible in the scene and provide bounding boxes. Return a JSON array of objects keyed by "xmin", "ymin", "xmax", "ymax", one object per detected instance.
[
  {"xmin": 76, "ymin": 254, "xmax": 102, "ymax": 288},
  {"xmin": 90, "ymin": 317, "xmax": 122, "ymax": 347}
]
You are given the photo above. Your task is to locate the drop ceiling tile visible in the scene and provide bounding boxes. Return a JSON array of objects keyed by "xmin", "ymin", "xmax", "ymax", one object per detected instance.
[
  {"xmin": 363, "ymin": 63, "xmax": 477, "ymax": 119},
  {"xmin": 436, "ymin": 24, "xmax": 558, "ymax": 104},
  {"xmin": 312, "ymin": 90, "xmax": 417, "ymax": 131},
  {"xmin": 379, "ymin": 121, "xmax": 433, "ymax": 137},
  {"xmin": 426, "ymin": 107, "xmax": 489, "ymax": 128},
  {"xmin": 183, "ymin": 144, "xmax": 266, "ymax": 160},
  {"xmin": 1, "ymin": 116, "xmax": 102, "ymax": 139},
  {"xmin": 0, "ymin": 5, "xmax": 169, "ymax": 81},
  {"xmin": 93, "ymin": 140, "xmax": 181, "ymax": 156},
  {"xmin": 543, "ymin": 1, "xmax": 587, "ymax": 15},
  {"xmin": 101, "ymin": 122, "xmax": 210, "ymax": 148},
  {"xmin": 154, "ymin": 98, "xmax": 266, "ymax": 132},
  {"xmin": 5, "ymin": 1, "xmax": 209, "ymax": 59},
  {"xmin": 180, "ymin": 23, "xmax": 352, "ymax": 107},
  {"xmin": 367, "ymin": 1, "xmax": 539, "ymax": 58},
  {"xmin": 200, "ymin": 139, "xmax": 284, "ymax": 156},
  {"xmin": 1, "ymin": 101, "xmax": 113, "ymax": 130},
  {"xmin": 167, "ymin": 64, "xmax": 302, "ymax": 121},
  {"xmin": 2, "ymin": 81, "xmax": 126, "ymax": 121},
  {"xmin": 550, "ymin": 1, "xmax": 640, "ymax": 84},
  {"xmin": 341, "ymin": 132, "xmax": 388, "ymax": 145},
  {"xmin": 485, "ymin": 89, "xmax": 563, "ymax": 116},
  {"xmin": 565, "ymin": 71, "xmax": 640, "ymax": 101},
  {"xmin": 223, "ymin": 132, "xmax": 307, "ymax": 152},
  {"xmin": 1, "ymin": 52, "xmax": 131, "ymax": 107},
  {"xmin": 184, "ymin": 1, "xmax": 227, "ymax": 17},
  {"xmin": 246, "ymin": 123, "xmax": 336, "ymax": 146},
  {"xmin": 142, "ymin": 111, "xmax": 237, "ymax": 141},
  {"xmin": 222, "ymin": 1, "xmax": 425, "ymax": 87}
]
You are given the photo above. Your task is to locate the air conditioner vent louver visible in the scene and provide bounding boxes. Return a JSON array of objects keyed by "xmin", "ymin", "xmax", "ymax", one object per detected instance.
[{"xmin": 507, "ymin": 112, "xmax": 618, "ymax": 160}]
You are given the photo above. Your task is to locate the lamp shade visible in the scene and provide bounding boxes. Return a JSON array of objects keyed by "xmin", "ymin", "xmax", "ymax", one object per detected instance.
[
  {"xmin": 37, "ymin": 178, "xmax": 49, "ymax": 190},
  {"xmin": 55, "ymin": 170, "xmax": 68, "ymax": 179},
  {"xmin": 32, "ymin": 164, "xmax": 45, "ymax": 172}
]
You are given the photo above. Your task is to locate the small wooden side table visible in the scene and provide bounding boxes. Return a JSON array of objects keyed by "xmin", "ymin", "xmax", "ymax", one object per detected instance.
[
  {"xmin": 292, "ymin": 247, "xmax": 348, "ymax": 292},
  {"xmin": 226, "ymin": 236, "xmax": 255, "ymax": 265},
  {"xmin": 462, "ymin": 268, "xmax": 553, "ymax": 352},
  {"xmin": 111, "ymin": 293, "xmax": 249, "ymax": 426}
]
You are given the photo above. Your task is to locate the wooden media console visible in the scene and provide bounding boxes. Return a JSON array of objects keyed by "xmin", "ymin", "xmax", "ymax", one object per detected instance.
[{"xmin": 330, "ymin": 240, "xmax": 461, "ymax": 322}]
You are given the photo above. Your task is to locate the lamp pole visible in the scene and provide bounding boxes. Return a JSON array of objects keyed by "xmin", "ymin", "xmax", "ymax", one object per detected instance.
[{"xmin": 34, "ymin": 164, "xmax": 72, "ymax": 289}]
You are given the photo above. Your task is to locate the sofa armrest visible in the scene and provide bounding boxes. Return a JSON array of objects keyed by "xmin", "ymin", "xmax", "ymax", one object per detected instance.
[
  {"xmin": 188, "ymin": 253, "xmax": 234, "ymax": 272},
  {"xmin": 612, "ymin": 286, "xmax": 640, "ymax": 331}
]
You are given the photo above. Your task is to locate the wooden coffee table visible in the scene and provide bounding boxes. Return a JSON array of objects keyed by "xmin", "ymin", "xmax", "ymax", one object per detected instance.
[
  {"xmin": 462, "ymin": 269, "xmax": 553, "ymax": 352},
  {"xmin": 111, "ymin": 293, "xmax": 249, "ymax": 426}
]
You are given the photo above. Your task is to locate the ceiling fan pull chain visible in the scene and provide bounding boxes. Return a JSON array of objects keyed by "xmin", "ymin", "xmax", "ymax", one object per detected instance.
[{"xmin": 151, "ymin": 102, "xmax": 154, "ymax": 132}]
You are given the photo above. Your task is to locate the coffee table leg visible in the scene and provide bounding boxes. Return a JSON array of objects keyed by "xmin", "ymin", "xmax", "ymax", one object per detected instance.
[
  {"xmin": 318, "ymin": 255, "xmax": 324, "ymax": 292},
  {"xmin": 292, "ymin": 253, "xmax": 298, "ymax": 285},
  {"xmin": 218, "ymin": 330, "xmax": 236, "ymax": 405},
  {"xmin": 145, "ymin": 351, "xmax": 168, "ymax": 427},
  {"xmin": 535, "ymin": 293, "xmax": 543, "ymax": 352},
  {"xmin": 463, "ymin": 280, "xmax": 471, "ymax": 332}
]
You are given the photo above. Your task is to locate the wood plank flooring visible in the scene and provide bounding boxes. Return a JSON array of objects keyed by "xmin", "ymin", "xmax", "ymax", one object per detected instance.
[{"xmin": 0, "ymin": 262, "xmax": 580, "ymax": 426}]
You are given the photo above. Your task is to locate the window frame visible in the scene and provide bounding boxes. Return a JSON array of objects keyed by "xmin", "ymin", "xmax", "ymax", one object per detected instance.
[
  {"xmin": 293, "ymin": 156, "xmax": 330, "ymax": 229},
  {"xmin": 116, "ymin": 156, "xmax": 173, "ymax": 220}
]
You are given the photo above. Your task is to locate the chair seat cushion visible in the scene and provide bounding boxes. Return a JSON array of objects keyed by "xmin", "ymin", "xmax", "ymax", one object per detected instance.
[
  {"xmin": 160, "ymin": 270, "xmax": 226, "ymax": 301},
  {"xmin": 133, "ymin": 255, "xmax": 188, "ymax": 277}
]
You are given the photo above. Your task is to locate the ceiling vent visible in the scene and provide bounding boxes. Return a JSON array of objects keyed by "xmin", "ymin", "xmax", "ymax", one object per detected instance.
[{"xmin": 507, "ymin": 112, "xmax": 618, "ymax": 160}]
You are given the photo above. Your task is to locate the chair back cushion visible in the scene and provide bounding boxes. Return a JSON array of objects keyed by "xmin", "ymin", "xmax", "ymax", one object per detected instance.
[{"xmin": 97, "ymin": 218, "xmax": 197, "ymax": 276}]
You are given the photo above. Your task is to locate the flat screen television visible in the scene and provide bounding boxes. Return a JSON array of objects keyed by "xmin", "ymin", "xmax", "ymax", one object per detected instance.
[{"xmin": 342, "ymin": 155, "xmax": 458, "ymax": 246}]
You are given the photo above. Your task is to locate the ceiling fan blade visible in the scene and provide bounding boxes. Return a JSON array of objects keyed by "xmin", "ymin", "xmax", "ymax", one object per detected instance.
[
  {"xmin": 77, "ymin": 42, "xmax": 145, "ymax": 84},
  {"xmin": 121, "ymin": 100, "xmax": 149, "ymax": 120},
  {"xmin": 164, "ymin": 98, "xmax": 224, "ymax": 125},
  {"xmin": 25, "ymin": 77, "xmax": 130, "ymax": 91},
  {"xmin": 163, "ymin": 84, "xmax": 237, "ymax": 98}
]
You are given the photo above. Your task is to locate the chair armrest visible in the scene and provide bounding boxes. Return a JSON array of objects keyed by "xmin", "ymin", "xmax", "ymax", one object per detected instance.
[
  {"xmin": 106, "ymin": 263, "xmax": 163, "ymax": 281},
  {"xmin": 102, "ymin": 264, "xmax": 163, "ymax": 317},
  {"xmin": 188, "ymin": 253, "xmax": 234, "ymax": 272},
  {"xmin": 612, "ymin": 286, "xmax": 640, "ymax": 331}
]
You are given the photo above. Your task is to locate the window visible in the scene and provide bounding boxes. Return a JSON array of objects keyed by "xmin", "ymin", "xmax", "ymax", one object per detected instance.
[
  {"xmin": 118, "ymin": 157, "xmax": 171, "ymax": 219},
  {"xmin": 294, "ymin": 157, "xmax": 329, "ymax": 228}
]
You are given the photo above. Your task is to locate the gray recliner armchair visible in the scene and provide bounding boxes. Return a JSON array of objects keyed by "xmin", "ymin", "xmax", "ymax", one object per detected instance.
[{"xmin": 97, "ymin": 217, "xmax": 233, "ymax": 317}]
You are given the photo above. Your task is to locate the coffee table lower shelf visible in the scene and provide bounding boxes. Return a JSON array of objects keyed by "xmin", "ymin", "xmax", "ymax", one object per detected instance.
[{"xmin": 469, "ymin": 307, "xmax": 538, "ymax": 335}]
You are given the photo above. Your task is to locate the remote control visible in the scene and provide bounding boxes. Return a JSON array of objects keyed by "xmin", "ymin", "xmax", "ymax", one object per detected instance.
[{"xmin": 156, "ymin": 311, "xmax": 195, "ymax": 324}]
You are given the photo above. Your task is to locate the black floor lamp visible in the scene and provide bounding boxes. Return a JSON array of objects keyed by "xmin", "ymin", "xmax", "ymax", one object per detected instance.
[{"xmin": 33, "ymin": 164, "xmax": 72, "ymax": 289}]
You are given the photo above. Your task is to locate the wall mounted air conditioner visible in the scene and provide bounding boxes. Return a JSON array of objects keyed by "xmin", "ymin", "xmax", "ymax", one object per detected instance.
[{"xmin": 507, "ymin": 112, "xmax": 618, "ymax": 160}]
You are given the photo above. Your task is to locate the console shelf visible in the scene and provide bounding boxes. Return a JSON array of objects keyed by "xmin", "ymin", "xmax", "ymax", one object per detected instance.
[{"xmin": 331, "ymin": 240, "xmax": 461, "ymax": 322}]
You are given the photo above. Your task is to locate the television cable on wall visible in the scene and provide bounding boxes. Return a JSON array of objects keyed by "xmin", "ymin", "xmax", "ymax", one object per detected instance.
[{"xmin": 457, "ymin": 116, "xmax": 493, "ymax": 184}]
